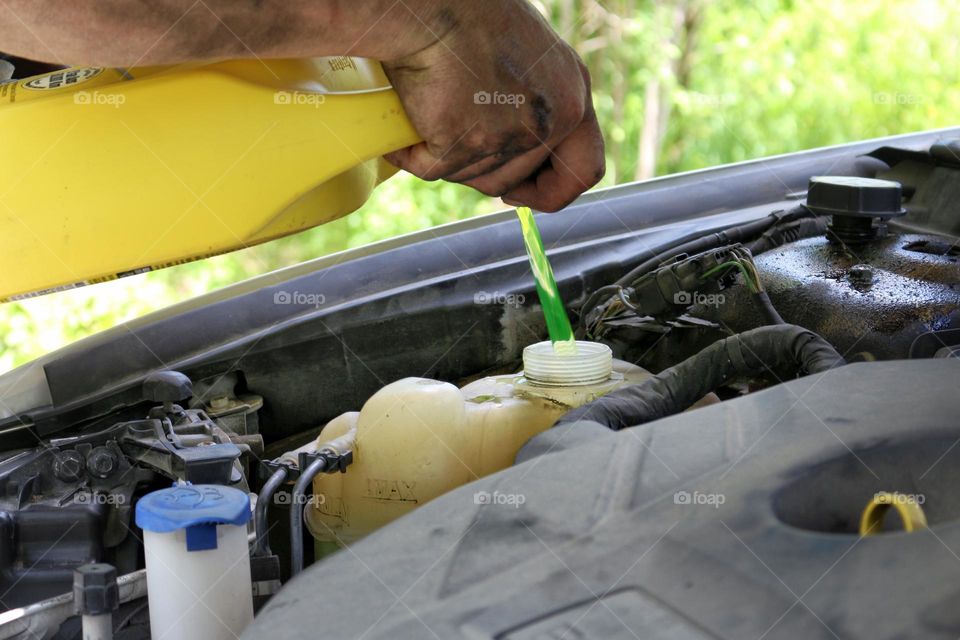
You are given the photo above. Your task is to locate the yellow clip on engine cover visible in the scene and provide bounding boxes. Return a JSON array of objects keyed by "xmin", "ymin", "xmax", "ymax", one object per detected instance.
[{"xmin": 0, "ymin": 57, "xmax": 421, "ymax": 301}]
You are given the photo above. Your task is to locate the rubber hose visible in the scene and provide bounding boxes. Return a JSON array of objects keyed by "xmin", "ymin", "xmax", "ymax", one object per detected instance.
[
  {"xmin": 254, "ymin": 467, "xmax": 288, "ymax": 557},
  {"xmin": 556, "ymin": 324, "xmax": 845, "ymax": 431},
  {"xmin": 752, "ymin": 290, "xmax": 785, "ymax": 325},
  {"xmin": 289, "ymin": 458, "xmax": 327, "ymax": 577}
]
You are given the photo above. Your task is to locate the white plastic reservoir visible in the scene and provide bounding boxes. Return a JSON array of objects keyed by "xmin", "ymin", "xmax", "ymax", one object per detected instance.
[{"xmin": 135, "ymin": 484, "xmax": 253, "ymax": 640}]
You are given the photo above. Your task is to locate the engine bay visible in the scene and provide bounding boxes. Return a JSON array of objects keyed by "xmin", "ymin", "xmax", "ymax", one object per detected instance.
[{"xmin": 1, "ymin": 134, "xmax": 958, "ymax": 639}]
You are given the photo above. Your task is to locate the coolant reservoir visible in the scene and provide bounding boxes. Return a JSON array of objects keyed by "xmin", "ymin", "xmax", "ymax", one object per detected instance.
[
  {"xmin": 135, "ymin": 484, "xmax": 253, "ymax": 640},
  {"xmin": 307, "ymin": 341, "xmax": 650, "ymax": 546},
  {"xmin": 0, "ymin": 57, "xmax": 420, "ymax": 302}
]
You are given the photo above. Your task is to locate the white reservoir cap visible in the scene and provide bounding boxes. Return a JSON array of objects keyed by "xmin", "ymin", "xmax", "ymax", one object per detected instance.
[{"xmin": 522, "ymin": 340, "xmax": 613, "ymax": 386}]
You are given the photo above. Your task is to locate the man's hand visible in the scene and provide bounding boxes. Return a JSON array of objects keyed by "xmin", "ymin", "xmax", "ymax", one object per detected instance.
[
  {"xmin": 381, "ymin": 1, "xmax": 605, "ymax": 212},
  {"xmin": 0, "ymin": 0, "xmax": 604, "ymax": 211}
]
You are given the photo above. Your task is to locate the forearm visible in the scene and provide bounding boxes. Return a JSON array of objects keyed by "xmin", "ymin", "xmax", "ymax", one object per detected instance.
[{"xmin": 0, "ymin": 0, "xmax": 449, "ymax": 66}]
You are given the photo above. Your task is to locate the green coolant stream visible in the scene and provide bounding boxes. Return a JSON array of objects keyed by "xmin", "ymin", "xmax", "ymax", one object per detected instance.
[{"xmin": 516, "ymin": 207, "xmax": 577, "ymax": 355}]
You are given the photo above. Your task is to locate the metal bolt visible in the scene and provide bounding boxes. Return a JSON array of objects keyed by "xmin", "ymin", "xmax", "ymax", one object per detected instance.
[
  {"xmin": 53, "ymin": 450, "xmax": 86, "ymax": 482},
  {"xmin": 86, "ymin": 447, "xmax": 119, "ymax": 479},
  {"xmin": 848, "ymin": 264, "xmax": 874, "ymax": 285}
]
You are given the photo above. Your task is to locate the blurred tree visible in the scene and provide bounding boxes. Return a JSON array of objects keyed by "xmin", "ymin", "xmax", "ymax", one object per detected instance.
[{"xmin": 3, "ymin": 0, "xmax": 960, "ymax": 371}]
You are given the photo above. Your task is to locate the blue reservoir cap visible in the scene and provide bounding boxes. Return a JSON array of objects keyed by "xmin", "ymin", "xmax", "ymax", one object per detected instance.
[{"xmin": 136, "ymin": 484, "xmax": 250, "ymax": 551}]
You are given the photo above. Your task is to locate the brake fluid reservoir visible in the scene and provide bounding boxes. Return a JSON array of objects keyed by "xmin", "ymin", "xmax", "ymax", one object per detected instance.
[
  {"xmin": 307, "ymin": 341, "xmax": 649, "ymax": 545},
  {"xmin": 136, "ymin": 484, "xmax": 253, "ymax": 640}
]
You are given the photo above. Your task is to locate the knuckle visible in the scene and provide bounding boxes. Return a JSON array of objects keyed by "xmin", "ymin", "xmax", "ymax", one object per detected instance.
[
  {"xmin": 427, "ymin": 131, "xmax": 462, "ymax": 156},
  {"xmin": 467, "ymin": 176, "xmax": 511, "ymax": 198},
  {"xmin": 463, "ymin": 128, "xmax": 503, "ymax": 156},
  {"xmin": 514, "ymin": 126, "xmax": 543, "ymax": 152},
  {"xmin": 559, "ymin": 93, "xmax": 586, "ymax": 129},
  {"xmin": 476, "ymin": 184, "xmax": 509, "ymax": 198},
  {"xmin": 527, "ymin": 93, "xmax": 555, "ymax": 140},
  {"xmin": 420, "ymin": 170, "xmax": 446, "ymax": 182},
  {"xmin": 413, "ymin": 167, "xmax": 445, "ymax": 182},
  {"xmin": 590, "ymin": 166, "xmax": 606, "ymax": 188},
  {"xmin": 410, "ymin": 156, "xmax": 452, "ymax": 182},
  {"xmin": 450, "ymin": 156, "xmax": 504, "ymax": 183},
  {"xmin": 527, "ymin": 92, "xmax": 583, "ymax": 143},
  {"xmin": 578, "ymin": 59, "xmax": 593, "ymax": 90}
]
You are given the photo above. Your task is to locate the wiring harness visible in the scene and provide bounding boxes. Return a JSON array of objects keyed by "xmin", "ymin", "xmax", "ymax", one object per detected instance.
[{"xmin": 579, "ymin": 206, "xmax": 825, "ymax": 338}]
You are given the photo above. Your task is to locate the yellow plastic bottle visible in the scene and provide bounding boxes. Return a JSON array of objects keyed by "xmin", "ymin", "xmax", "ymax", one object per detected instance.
[
  {"xmin": 0, "ymin": 57, "xmax": 421, "ymax": 302},
  {"xmin": 305, "ymin": 341, "xmax": 651, "ymax": 547}
]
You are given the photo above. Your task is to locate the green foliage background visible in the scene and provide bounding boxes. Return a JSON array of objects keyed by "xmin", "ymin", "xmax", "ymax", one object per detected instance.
[{"xmin": 2, "ymin": 0, "xmax": 959, "ymax": 373}]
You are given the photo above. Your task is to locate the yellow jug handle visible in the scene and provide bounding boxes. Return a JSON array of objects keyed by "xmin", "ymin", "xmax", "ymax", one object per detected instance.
[{"xmin": 859, "ymin": 492, "xmax": 928, "ymax": 536}]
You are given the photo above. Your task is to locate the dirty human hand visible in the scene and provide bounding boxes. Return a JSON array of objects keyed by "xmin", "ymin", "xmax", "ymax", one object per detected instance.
[
  {"xmin": 0, "ymin": 0, "xmax": 604, "ymax": 211},
  {"xmin": 379, "ymin": 1, "xmax": 605, "ymax": 212}
]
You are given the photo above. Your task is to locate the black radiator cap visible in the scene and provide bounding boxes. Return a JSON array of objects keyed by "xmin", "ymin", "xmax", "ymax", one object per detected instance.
[{"xmin": 805, "ymin": 176, "xmax": 906, "ymax": 218}]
